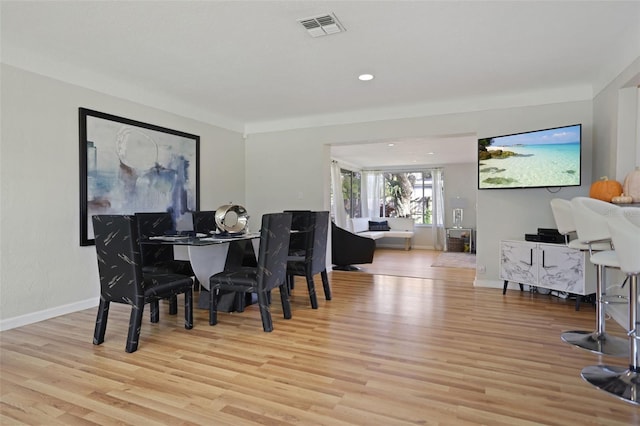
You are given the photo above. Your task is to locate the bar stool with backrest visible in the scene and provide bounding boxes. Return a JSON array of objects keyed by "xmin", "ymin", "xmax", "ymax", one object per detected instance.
[
  {"xmin": 560, "ymin": 197, "xmax": 627, "ymax": 357},
  {"xmin": 581, "ymin": 207, "xmax": 640, "ymax": 405},
  {"xmin": 550, "ymin": 198, "xmax": 613, "ymax": 310}
]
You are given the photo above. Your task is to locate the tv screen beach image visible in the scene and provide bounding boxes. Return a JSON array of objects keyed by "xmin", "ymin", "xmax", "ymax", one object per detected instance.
[{"xmin": 478, "ymin": 124, "xmax": 581, "ymax": 189}]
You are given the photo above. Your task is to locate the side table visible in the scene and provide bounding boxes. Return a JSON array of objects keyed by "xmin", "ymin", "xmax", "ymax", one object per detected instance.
[{"xmin": 445, "ymin": 227, "xmax": 475, "ymax": 253}]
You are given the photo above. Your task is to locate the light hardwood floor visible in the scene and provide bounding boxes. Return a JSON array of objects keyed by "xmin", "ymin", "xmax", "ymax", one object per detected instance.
[{"xmin": 1, "ymin": 249, "xmax": 638, "ymax": 425}]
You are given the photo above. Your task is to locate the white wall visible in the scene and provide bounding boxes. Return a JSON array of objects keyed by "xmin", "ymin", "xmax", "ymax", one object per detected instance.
[
  {"xmin": 245, "ymin": 101, "xmax": 594, "ymax": 289},
  {"xmin": 443, "ymin": 162, "xmax": 477, "ymax": 229},
  {"xmin": 593, "ymin": 56, "xmax": 640, "ymax": 182},
  {"xmin": 0, "ymin": 65, "xmax": 245, "ymax": 329}
]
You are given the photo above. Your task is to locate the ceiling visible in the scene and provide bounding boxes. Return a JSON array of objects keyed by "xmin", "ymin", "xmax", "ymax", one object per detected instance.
[
  {"xmin": 330, "ymin": 134, "xmax": 477, "ymax": 169},
  {"xmin": 2, "ymin": 1, "xmax": 639, "ymax": 168}
]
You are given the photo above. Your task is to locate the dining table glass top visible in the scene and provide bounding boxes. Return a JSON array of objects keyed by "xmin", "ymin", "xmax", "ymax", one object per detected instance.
[{"xmin": 143, "ymin": 232, "xmax": 261, "ymax": 246}]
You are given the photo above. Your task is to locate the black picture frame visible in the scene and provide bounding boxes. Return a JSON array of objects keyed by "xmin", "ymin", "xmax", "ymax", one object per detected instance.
[{"xmin": 79, "ymin": 108, "xmax": 199, "ymax": 246}]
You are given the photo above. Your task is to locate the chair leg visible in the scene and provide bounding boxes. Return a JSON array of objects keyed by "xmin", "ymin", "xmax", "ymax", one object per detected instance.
[
  {"xmin": 320, "ymin": 269, "xmax": 332, "ymax": 300},
  {"xmin": 93, "ymin": 298, "xmax": 110, "ymax": 345},
  {"xmin": 150, "ymin": 300, "xmax": 160, "ymax": 323},
  {"xmin": 126, "ymin": 300, "xmax": 145, "ymax": 353},
  {"xmin": 306, "ymin": 272, "xmax": 319, "ymax": 309},
  {"xmin": 209, "ymin": 287, "xmax": 218, "ymax": 326},
  {"xmin": 184, "ymin": 288, "xmax": 193, "ymax": 330},
  {"xmin": 235, "ymin": 291, "xmax": 246, "ymax": 312},
  {"xmin": 280, "ymin": 283, "xmax": 292, "ymax": 320},
  {"xmin": 168, "ymin": 295, "xmax": 178, "ymax": 315},
  {"xmin": 287, "ymin": 274, "xmax": 295, "ymax": 290},
  {"xmin": 257, "ymin": 290, "xmax": 273, "ymax": 332}
]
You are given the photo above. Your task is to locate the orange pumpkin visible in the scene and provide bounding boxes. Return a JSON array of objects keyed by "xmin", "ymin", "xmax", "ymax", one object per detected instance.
[{"xmin": 589, "ymin": 176, "xmax": 623, "ymax": 202}]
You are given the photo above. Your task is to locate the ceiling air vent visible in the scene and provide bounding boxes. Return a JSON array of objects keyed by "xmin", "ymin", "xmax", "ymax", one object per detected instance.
[{"xmin": 298, "ymin": 13, "xmax": 345, "ymax": 37}]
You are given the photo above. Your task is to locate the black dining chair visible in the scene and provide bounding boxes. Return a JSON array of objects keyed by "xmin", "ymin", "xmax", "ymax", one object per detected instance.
[
  {"xmin": 286, "ymin": 210, "xmax": 332, "ymax": 309},
  {"xmin": 92, "ymin": 215, "xmax": 194, "ymax": 353},
  {"xmin": 192, "ymin": 210, "xmax": 217, "ymax": 234},
  {"xmin": 135, "ymin": 212, "xmax": 195, "ymax": 275},
  {"xmin": 209, "ymin": 212, "xmax": 292, "ymax": 332},
  {"xmin": 285, "ymin": 210, "xmax": 313, "ymax": 257},
  {"xmin": 135, "ymin": 212, "xmax": 196, "ymax": 309}
]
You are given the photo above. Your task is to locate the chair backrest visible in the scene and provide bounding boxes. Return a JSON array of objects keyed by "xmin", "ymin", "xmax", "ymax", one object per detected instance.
[
  {"xmin": 92, "ymin": 215, "xmax": 144, "ymax": 302},
  {"xmin": 309, "ymin": 211, "xmax": 330, "ymax": 273},
  {"xmin": 192, "ymin": 210, "xmax": 217, "ymax": 234},
  {"xmin": 285, "ymin": 210, "xmax": 313, "ymax": 254},
  {"xmin": 571, "ymin": 197, "xmax": 620, "ymax": 244},
  {"xmin": 607, "ymin": 207, "xmax": 640, "ymax": 275},
  {"xmin": 550, "ymin": 198, "xmax": 576, "ymax": 236},
  {"xmin": 256, "ymin": 212, "xmax": 292, "ymax": 292},
  {"xmin": 135, "ymin": 212, "xmax": 175, "ymax": 265}
]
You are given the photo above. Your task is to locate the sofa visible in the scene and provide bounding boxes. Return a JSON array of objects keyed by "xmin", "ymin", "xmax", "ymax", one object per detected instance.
[{"xmin": 350, "ymin": 217, "xmax": 415, "ymax": 250}]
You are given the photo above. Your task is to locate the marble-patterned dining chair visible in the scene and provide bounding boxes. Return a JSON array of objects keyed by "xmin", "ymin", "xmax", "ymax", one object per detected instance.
[
  {"xmin": 192, "ymin": 210, "xmax": 217, "ymax": 234},
  {"xmin": 208, "ymin": 212, "xmax": 292, "ymax": 332},
  {"xmin": 92, "ymin": 215, "xmax": 194, "ymax": 353},
  {"xmin": 286, "ymin": 210, "xmax": 332, "ymax": 309},
  {"xmin": 135, "ymin": 212, "xmax": 196, "ymax": 311}
]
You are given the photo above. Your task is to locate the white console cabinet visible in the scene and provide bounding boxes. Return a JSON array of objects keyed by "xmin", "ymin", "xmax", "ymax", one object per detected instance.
[{"xmin": 500, "ymin": 240, "xmax": 595, "ymax": 295}]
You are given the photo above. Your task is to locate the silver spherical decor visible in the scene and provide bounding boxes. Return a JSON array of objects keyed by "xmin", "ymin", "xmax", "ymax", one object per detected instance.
[{"xmin": 214, "ymin": 204, "xmax": 249, "ymax": 233}]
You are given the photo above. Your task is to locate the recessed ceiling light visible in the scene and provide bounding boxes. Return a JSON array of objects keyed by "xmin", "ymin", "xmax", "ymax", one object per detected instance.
[
  {"xmin": 387, "ymin": 143, "xmax": 395, "ymax": 147},
  {"xmin": 358, "ymin": 73, "xmax": 374, "ymax": 81},
  {"xmin": 427, "ymin": 152, "xmax": 435, "ymax": 155}
]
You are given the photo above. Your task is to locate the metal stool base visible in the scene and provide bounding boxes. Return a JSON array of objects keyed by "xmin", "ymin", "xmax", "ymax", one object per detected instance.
[
  {"xmin": 581, "ymin": 365, "xmax": 640, "ymax": 406},
  {"xmin": 561, "ymin": 330, "xmax": 628, "ymax": 357}
]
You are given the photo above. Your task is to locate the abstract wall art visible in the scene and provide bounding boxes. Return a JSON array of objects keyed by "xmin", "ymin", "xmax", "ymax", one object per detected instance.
[{"xmin": 79, "ymin": 108, "xmax": 199, "ymax": 246}]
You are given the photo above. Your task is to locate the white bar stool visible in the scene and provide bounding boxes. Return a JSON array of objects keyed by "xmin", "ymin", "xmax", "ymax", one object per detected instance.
[
  {"xmin": 550, "ymin": 198, "xmax": 611, "ymax": 310},
  {"xmin": 559, "ymin": 197, "xmax": 627, "ymax": 357},
  {"xmin": 581, "ymin": 207, "xmax": 640, "ymax": 405}
]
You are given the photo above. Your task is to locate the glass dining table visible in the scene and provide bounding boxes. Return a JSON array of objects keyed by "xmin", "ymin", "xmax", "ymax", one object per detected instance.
[{"xmin": 143, "ymin": 232, "xmax": 261, "ymax": 311}]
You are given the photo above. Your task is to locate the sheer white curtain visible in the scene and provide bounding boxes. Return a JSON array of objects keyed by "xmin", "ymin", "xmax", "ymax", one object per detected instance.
[
  {"xmin": 330, "ymin": 161, "xmax": 348, "ymax": 228},
  {"xmin": 361, "ymin": 171, "xmax": 382, "ymax": 219},
  {"xmin": 431, "ymin": 168, "xmax": 445, "ymax": 250}
]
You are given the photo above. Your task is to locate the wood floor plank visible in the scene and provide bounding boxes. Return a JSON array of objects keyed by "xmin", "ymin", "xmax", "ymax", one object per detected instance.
[{"xmin": 2, "ymin": 249, "xmax": 639, "ymax": 425}]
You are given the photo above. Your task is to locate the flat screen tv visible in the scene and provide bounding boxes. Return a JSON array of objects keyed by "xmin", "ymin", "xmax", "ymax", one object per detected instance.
[{"xmin": 478, "ymin": 124, "xmax": 581, "ymax": 190}]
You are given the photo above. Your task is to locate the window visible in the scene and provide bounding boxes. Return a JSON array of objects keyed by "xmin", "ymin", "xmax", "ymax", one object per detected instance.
[
  {"xmin": 381, "ymin": 171, "xmax": 435, "ymax": 225},
  {"xmin": 341, "ymin": 168, "xmax": 362, "ymax": 218},
  {"xmin": 333, "ymin": 167, "xmax": 442, "ymax": 225}
]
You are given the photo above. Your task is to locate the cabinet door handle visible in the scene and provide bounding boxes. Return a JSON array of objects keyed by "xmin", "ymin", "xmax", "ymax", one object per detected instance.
[
  {"xmin": 541, "ymin": 250, "xmax": 546, "ymax": 268},
  {"xmin": 527, "ymin": 248, "xmax": 533, "ymax": 266}
]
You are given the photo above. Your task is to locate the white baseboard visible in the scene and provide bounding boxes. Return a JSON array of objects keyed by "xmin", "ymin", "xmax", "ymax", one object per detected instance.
[{"xmin": 0, "ymin": 298, "xmax": 98, "ymax": 332}]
